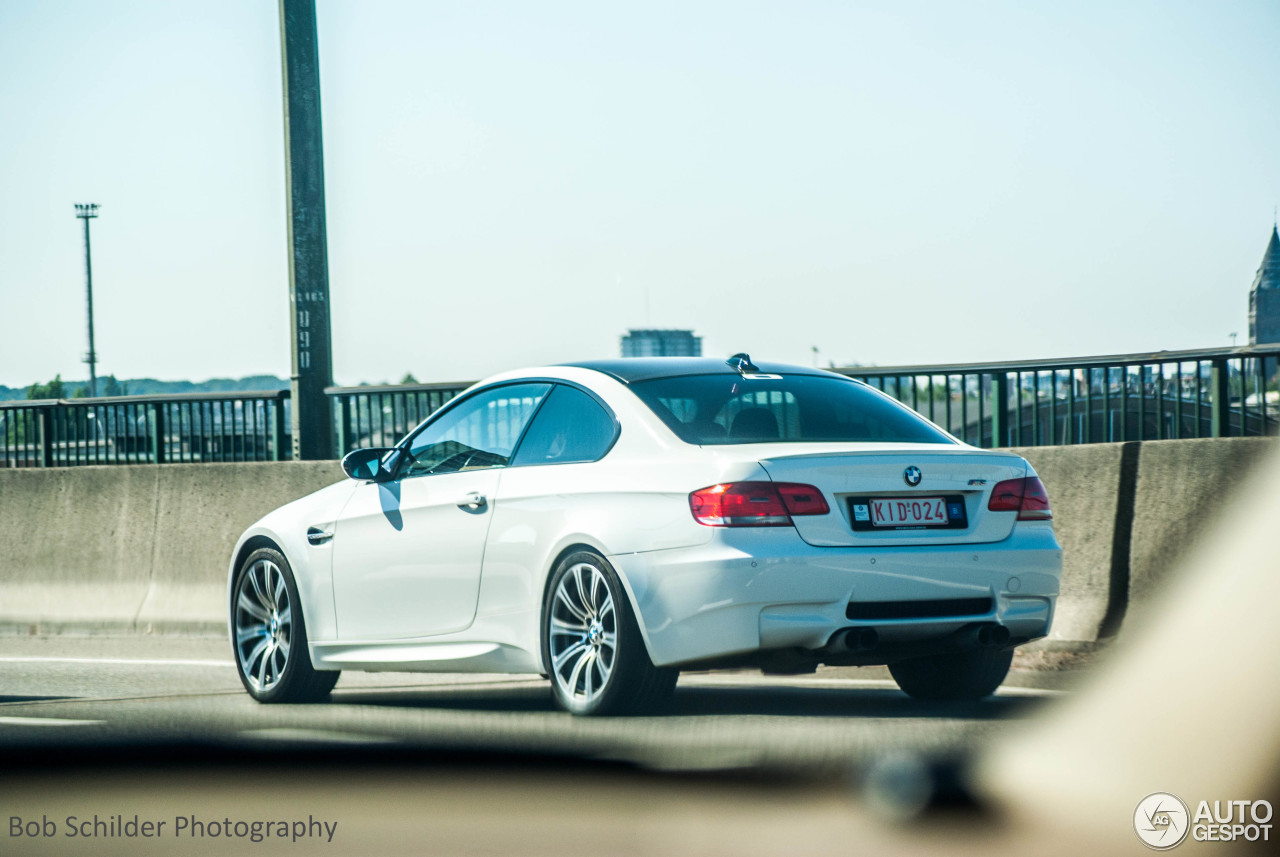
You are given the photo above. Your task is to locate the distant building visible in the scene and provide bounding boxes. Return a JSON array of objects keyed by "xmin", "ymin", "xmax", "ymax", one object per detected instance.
[
  {"xmin": 1248, "ymin": 226, "xmax": 1280, "ymax": 344},
  {"xmin": 620, "ymin": 329, "xmax": 702, "ymax": 358}
]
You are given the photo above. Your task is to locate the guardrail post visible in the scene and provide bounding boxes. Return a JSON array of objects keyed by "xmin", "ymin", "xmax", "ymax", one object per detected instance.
[
  {"xmin": 272, "ymin": 396, "xmax": 287, "ymax": 461},
  {"xmin": 1101, "ymin": 366, "xmax": 1112, "ymax": 442},
  {"xmin": 334, "ymin": 395, "xmax": 349, "ymax": 459},
  {"xmin": 991, "ymin": 373, "xmax": 1008, "ymax": 448},
  {"xmin": 151, "ymin": 403, "xmax": 167, "ymax": 463},
  {"xmin": 1210, "ymin": 358, "xmax": 1229, "ymax": 437},
  {"xmin": 39, "ymin": 407, "xmax": 53, "ymax": 467}
]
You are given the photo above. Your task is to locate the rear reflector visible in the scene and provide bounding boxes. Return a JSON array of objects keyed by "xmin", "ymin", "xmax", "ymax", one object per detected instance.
[
  {"xmin": 987, "ymin": 476, "xmax": 1053, "ymax": 520},
  {"xmin": 690, "ymin": 481, "xmax": 829, "ymax": 527}
]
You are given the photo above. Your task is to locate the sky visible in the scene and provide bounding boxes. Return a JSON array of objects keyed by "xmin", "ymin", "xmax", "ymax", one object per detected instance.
[{"xmin": 1, "ymin": 0, "xmax": 1278, "ymax": 389}]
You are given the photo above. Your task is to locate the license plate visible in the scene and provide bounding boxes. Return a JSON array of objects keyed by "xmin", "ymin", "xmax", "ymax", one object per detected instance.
[
  {"xmin": 847, "ymin": 495, "xmax": 968, "ymax": 531},
  {"xmin": 868, "ymin": 497, "xmax": 949, "ymax": 527}
]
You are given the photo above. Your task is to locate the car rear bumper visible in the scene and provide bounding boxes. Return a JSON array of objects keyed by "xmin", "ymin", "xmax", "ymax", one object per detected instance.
[{"xmin": 609, "ymin": 523, "xmax": 1062, "ymax": 668}]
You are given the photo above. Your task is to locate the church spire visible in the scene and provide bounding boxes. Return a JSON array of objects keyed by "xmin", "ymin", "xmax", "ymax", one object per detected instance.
[
  {"xmin": 1249, "ymin": 226, "xmax": 1280, "ymax": 344},
  {"xmin": 1255, "ymin": 225, "xmax": 1280, "ymax": 292}
]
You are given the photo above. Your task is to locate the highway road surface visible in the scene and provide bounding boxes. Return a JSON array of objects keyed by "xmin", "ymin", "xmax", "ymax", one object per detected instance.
[
  {"xmin": 0, "ymin": 634, "xmax": 1071, "ymax": 771},
  {"xmin": 0, "ymin": 634, "xmax": 1092, "ymax": 857}
]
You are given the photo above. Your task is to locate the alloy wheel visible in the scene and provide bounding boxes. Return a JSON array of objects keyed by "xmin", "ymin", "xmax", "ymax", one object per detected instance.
[
  {"xmin": 234, "ymin": 558, "xmax": 293, "ymax": 693},
  {"xmin": 548, "ymin": 561, "xmax": 617, "ymax": 706}
]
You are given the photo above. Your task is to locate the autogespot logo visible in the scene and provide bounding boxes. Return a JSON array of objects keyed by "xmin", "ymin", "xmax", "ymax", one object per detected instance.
[{"xmin": 1135, "ymin": 793, "xmax": 1190, "ymax": 850}]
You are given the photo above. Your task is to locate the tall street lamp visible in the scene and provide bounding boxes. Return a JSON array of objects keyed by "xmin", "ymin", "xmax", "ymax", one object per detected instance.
[{"xmin": 74, "ymin": 203, "xmax": 100, "ymax": 398}]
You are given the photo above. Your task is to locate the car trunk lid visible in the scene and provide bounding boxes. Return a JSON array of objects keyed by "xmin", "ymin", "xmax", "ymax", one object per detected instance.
[{"xmin": 755, "ymin": 446, "xmax": 1029, "ymax": 547}]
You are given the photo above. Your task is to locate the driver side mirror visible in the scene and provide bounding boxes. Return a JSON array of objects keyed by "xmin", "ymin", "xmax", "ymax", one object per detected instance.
[{"xmin": 341, "ymin": 447, "xmax": 401, "ymax": 482}]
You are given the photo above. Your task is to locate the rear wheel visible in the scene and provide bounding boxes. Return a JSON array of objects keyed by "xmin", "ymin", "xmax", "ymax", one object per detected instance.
[
  {"xmin": 888, "ymin": 648, "xmax": 1013, "ymax": 701},
  {"xmin": 542, "ymin": 550, "xmax": 676, "ymax": 716},
  {"xmin": 232, "ymin": 547, "xmax": 339, "ymax": 703}
]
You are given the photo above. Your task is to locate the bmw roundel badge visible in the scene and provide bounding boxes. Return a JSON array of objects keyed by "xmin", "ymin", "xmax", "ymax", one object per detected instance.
[{"xmin": 903, "ymin": 466, "xmax": 922, "ymax": 486}]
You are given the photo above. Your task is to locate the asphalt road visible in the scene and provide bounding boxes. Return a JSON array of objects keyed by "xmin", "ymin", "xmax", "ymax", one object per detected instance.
[
  {"xmin": 0, "ymin": 636, "xmax": 1183, "ymax": 857},
  {"xmin": 0, "ymin": 634, "xmax": 1069, "ymax": 773}
]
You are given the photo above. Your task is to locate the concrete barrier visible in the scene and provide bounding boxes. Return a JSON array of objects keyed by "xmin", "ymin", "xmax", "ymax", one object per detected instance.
[
  {"xmin": 1011, "ymin": 443, "xmax": 1135, "ymax": 647},
  {"xmin": 0, "ymin": 462, "xmax": 342, "ymax": 632},
  {"xmin": 1126, "ymin": 437, "xmax": 1276, "ymax": 624},
  {"xmin": 0, "ymin": 438, "xmax": 1275, "ymax": 639}
]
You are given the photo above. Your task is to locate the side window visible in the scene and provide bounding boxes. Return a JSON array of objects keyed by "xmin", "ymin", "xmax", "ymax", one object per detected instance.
[
  {"xmin": 403, "ymin": 383, "xmax": 550, "ymax": 477},
  {"xmin": 511, "ymin": 385, "xmax": 617, "ymax": 466}
]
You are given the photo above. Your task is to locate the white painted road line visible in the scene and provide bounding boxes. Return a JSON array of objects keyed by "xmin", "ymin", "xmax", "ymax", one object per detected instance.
[
  {"xmin": 0, "ymin": 716, "xmax": 104, "ymax": 726},
  {"xmin": 0, "ymin": 657, "xmax": 233, "ymax": 667},
  {"xmin": 993, "ymin": 685, "xmax": 1068, "ymax": 698}
]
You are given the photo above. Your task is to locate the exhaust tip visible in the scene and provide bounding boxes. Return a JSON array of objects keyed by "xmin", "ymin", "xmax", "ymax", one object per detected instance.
[
  {"xmin": 853, "ymin": 627, "xmax": 879, "ymax": 651},
  {"xmin": 830, "ymin": 627, "xmax": 879, "ymax": 653}
]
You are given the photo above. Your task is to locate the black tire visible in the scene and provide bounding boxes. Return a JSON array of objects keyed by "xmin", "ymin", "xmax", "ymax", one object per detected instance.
[
  {"xmin": 231, "ymin": 547, "xmax": 339, "ymax": 703},
  {"xmin": 888, "ymin": 648, "xmax": 1013, "ymax": 701},
  {"xmin": 542, "ymin": 550, "xmax": 677, "ymax": 716}
]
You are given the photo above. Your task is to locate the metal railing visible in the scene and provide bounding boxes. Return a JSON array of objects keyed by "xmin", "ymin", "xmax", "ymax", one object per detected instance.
[
  {"xmin": 1, "ymin": 391, "xmax": 291, "ymax": 467},
  {"xmin": 841, "ymin": 345, "xmax": 1280, "ymax": 447},
  {"xmin": 3, "ymin": 346, "xmax": 1277, "ymax": 467},
  {"xmin": 327, "ymin": 380, "xmax": 472, "ymax": 455}
]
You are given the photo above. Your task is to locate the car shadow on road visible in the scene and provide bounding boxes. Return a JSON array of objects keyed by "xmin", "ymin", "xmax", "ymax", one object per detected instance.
[
  {"xmin": 332, "ymin": 682, "xmax": 1050, "ymax": 720},
  {"xmin": 668, "ymin": 685, "xmax": 1046, "ymax": 720},
  {"xmin": 333, "ymin": 682, "xmax": 556, "ymax": 713}
]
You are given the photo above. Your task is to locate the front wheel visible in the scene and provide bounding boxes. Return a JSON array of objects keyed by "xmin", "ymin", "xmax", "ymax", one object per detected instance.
[
  {"xmin": 231, "ymin": 547, "xmax": 339, "ymax": 703},
  {"xmin": 888, "ymin": 648, "xmax": 1013, "ymax": 701},
  {"xmin": 542, "ymin": 551, "xmax": 676, "ymax": 716}
]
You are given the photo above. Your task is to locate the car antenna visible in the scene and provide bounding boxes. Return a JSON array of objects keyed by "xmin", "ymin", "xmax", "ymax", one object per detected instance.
[{"xmin": 726, "ymin": 353, "xmax": 760, "ymax": 374}]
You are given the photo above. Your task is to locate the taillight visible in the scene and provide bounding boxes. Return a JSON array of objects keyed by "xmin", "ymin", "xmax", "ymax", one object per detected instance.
[
  {"xmin": 690, "ymin": 482, "xmax": 830, "ymax": 527},
  {"xmin": 776, "ymin": 483, "xmax": 829, "ymax": 516},
  {"xmin": 987, "ymin": 476, "xmax": 1052, "ymax": 520}
]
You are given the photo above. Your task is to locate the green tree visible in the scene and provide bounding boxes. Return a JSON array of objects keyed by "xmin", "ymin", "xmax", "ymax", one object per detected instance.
[
  {"xmin": 101, "ymin": 375, "xmax": 128, "ymax": 397},
  {"xmin": 400, "ymin": 372, "xmax": 419, "ymax": 385},
  {"xmin": 26, "ymin": 375, "xmax": 65, "ymax": 400}
]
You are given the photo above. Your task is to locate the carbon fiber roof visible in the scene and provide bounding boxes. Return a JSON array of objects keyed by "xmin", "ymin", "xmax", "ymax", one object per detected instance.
[{"xmin": 558, "ymin": 357, "xmax": 838, "ymax": 384}]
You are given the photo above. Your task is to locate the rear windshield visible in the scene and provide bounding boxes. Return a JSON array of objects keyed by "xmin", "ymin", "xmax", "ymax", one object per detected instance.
[{"xmin": 630, "ymin": 374, "xmax": 955, "ymax": 445}]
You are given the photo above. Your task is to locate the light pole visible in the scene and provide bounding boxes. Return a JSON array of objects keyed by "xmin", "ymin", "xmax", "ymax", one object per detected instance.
[
  {"xmin": 74, "ymin": 203, "xmax": 100, "ymax": 398},
  {"xmin": 280, "ymin": 0, "xmax": 334, "ymax": 460}
]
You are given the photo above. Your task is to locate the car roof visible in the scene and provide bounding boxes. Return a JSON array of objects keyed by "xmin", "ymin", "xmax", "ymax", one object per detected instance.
[{"xmin": 558, "ymin": 357, "xmax": 839, "ymax": 384}]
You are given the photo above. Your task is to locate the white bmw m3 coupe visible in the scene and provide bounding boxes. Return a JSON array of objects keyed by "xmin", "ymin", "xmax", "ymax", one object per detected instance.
[{"xmin": 229, "ymin": 355, "xmax": 1062, "ymax": 714}]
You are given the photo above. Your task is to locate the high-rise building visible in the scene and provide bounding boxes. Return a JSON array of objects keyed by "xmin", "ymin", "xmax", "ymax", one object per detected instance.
[
  {"xmin": 620, "ymin": 329, "xmax": 702, "ymax": 357},
  {"xmin": 1248, "ymin": 226, "xmax": 1280, "ymax": 344}
]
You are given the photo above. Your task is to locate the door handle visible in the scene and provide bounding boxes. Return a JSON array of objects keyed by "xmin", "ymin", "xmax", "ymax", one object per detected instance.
[
  {"xmin": 459, "ymin": 491, "xmax": 487, "ymax": 510},
  {"xmin": 307, "ymin": 526, "xmax": 334, "ymax": 545}
]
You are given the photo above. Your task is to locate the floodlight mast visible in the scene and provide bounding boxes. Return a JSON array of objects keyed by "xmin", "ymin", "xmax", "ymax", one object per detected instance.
[{"xmin": 74, "ymin": 203, "xmax": 100, "ymax": 398}]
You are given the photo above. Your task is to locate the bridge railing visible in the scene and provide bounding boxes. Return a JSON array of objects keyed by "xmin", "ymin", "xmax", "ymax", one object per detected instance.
[
  {"xmin": 840, "ymin": 345, "xmax": 1280, "ymax": 447},
  {"xmin": 327, "ymin": 380, "xmax": 473, "ymax": 455},
  {"xmin": 3, "ymin": 346, "xmax": 1277, "ymax": 467},
  {"xmin": 0, "ymin": 391, "xmax": 292, "ymax": 468},
  {"xmin": 0, "ymin": 382, "xmax": 478, "ymax": 468}
]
